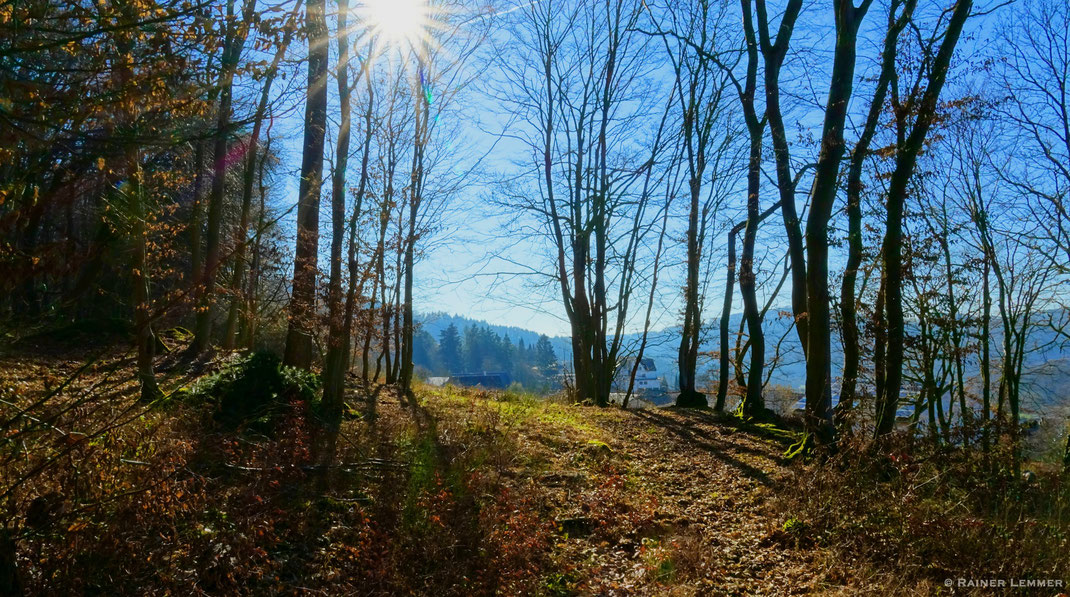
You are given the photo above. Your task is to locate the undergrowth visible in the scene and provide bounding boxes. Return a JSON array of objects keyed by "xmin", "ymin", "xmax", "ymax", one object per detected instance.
[
  {"xmin": 187, "ymin": 350, "xmax": 320, "ymax": 431},
  {"xmin": 774, "ymin": 431, "xmax": 1070, "ymax": 589}
]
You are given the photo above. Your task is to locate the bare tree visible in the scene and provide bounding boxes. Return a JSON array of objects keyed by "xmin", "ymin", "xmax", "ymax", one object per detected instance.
[
  {"xmin": 496, "ymin": 0, "xmax": 672, "ymax": 406},
  {"xmin": 322, "ymin": 0, "xmax": 360, "ymax": 416},
  {"xmin": 646, "ymin": 0, "xmax": 738, "ymax": 408},
  {"xmin": 875, "ymin": 0, "xmax": 974, "ymax": 436},
  {"xmin": 797, "ymin": 0, "xmax": 876, "ymax": 445},
  {"xmin": 192, "ymin": 0, "xmax": 257, "ymax": 352},
  {"xmin": 838, "ymin": 0, "xmax": 917, "ymax": 429},
  {"xmin": 999, "ymin": 0, "xmax": 1070, "ymax": 270},
  {"xmin": 222, "ymin": 5, "xmax": 300, "ymax": 350}
]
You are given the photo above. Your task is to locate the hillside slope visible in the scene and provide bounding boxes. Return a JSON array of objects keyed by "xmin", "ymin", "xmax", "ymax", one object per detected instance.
[{"xmin": 2, "ymin": 348, "xmax": 1063, "ymax": 594}]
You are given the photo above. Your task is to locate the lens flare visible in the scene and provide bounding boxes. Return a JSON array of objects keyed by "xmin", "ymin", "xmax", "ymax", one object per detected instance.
[{"xmin": 359, "ymin": 0, "xmax": 429, "ymax": 48}]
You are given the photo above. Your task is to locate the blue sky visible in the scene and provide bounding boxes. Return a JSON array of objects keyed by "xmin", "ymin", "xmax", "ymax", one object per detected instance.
[{"xmin": 259, "ymin": 0, "xmax": 1008, "ymax": 339}]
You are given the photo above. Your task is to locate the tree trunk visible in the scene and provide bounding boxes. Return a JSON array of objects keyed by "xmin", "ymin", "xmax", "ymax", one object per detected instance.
[
  {"xmin": 677, "ymin": 175, "xmax": 706, "ymax": 407},
  {"xmin": 399, "ymin": 54, "xmax": 430, "ymax": 395},
  {"xmin": 873, "ymin": 274, "xmax": 894, "ymax": 435},
  {"xmin": 132, "ymin": 163, "xmax": 160, "ymax": 403},
  {"xmin": 625, "ymin": 189, "xmax": 672, "ymax": 409},
  {"xmin": 739, "ymin": 130, "xmax": 765, "ymax": 416},
  {"xmin": 223, "ymin": 12, "xmax": 294, "ymax": 350},
  {"xmin": 341, "ymin": 65, "xmax": 375, "ymax": 389},
  {"xmin": 113, "ymin": 3, "xmax": 160, "ymax": 403},
  {"xmin": 756, "ymin": 0, "xmax": 808, "ymax": 356},
  {"xmin": 283, "ymin": 0, "xmax": 329, "ymax": 368},
  {"xmin": 735, "ymin": 0, "xmax": 767, "ymax": 417},
  {"xmin": 189, "ymin": 140, "xmax": 206, "ymax": 296},
  {"xmin": 322, "ymin": 0, "xmax": 354, "ymax": 417},
  {"xmin": 803, "ymin": 1, "xmax": 870, "ymax": 447},
  {"xmin": 877, "ymin": 0, "xmax": 973, "ymax": 436},
  {"xmin": 240, "ymin": 148, "xmax": 270, "ymax": 349},
  {"xmin": 193, "ymin": 0, "xmax": 254, "ymax": 352},
  {"xmin": 981, "ymin": 257, "xmax": 992, "ymax": 464},
  {"xmin": 717, "ymin": 224, "xmax": 741, "ymax": 412}
]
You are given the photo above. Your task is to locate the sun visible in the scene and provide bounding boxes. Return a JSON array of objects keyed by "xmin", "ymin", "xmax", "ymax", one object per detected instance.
[{"xmin": 359, "ymin": 0, "xmax": 429, "ymax": 49}]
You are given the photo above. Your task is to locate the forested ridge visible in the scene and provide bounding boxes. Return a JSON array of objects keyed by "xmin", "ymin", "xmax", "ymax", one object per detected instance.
[{"xmin": 2, "ymin": 0, "xmax": 1070, "ymax": 593}]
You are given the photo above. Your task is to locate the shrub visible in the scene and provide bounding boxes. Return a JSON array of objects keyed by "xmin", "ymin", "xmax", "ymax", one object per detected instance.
[{"xmin": 193, "ymin": 351, "xmax": 320, "ymax": 431}]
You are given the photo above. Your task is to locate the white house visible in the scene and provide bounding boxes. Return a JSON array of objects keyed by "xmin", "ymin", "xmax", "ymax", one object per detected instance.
[{"xmin": 614, "ymin": 357, "xmax": 662, "ymax": 392}]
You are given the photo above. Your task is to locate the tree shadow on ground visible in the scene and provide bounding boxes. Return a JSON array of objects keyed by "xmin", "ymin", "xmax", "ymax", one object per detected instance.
[{"xmin": 630, "ymin": 408, "xmax": 789, "ymax": 487}]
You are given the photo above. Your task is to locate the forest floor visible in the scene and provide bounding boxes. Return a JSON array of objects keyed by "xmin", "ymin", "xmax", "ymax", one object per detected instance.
[{"xmin": 0, "ymin": 343, "xmax": 1037, "ymax": 595}]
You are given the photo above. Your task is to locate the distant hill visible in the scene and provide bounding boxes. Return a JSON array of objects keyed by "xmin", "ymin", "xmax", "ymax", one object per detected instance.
[
  {"xmin": 415, "ymin": 311, "xmax": 803, "ymax": 388},
  {"xmin": 418, "ymin": 312, "xmax": 554, "ymax": 350},
  {"xmin": 418, "ymin": 310, "xmax": 1070, "ymax": 416}
]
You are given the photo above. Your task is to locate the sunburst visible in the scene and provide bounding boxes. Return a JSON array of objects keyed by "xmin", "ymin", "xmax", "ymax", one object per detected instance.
[{"xmin": 358, "ymin": 0, "xmax": 430, "ymax": 51}]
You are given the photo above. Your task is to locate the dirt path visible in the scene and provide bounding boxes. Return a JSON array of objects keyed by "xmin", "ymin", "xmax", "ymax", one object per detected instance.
[{"xmin": 410, "ymin": 389, "xmax": 842, "ymax": 595}]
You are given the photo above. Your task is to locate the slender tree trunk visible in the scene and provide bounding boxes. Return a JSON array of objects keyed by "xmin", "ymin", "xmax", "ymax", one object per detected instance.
[
  {"xmin": 342, "ymin": 67, "xmax": 375, "ymax": 388},
  {"xmin": 390, "ymin": 238, "xmax": 403, "ymax": 384},
  {"xmin": 189, "ymin": 140, "xmax": 206, "ymax": 295},
  {"xmin": 938, "ymin": 207, "xmax": 969, "ymax": 442},
  {"xmin": 735, "ymin": 0, "xmax": 767, "ymax": 417},
  {"xmin": 717, "ymin": 225, "xmax": 741, "ymax": 412},
  {"xmin": 188, "ymin": 5, "xmax": 216, "ymax": 301},
  {"xmin": 625, "ymin": 192, "xmax": 672, "ymax": 409},
  {"xmin": 877, "ymin": 0, "xmax": 973, "ymax": 436},
  {"xmin": 756, "ymin": 0, "xmax": 808, "ymax": 356},
  {"xmin": 377, "ymin": 215, "xmax": 392, "ymax": 384},
  {"xmin": 677, "ymin": 175, "xmax": 706, "ymax": 407},
  {"xmin": 980, "ymin": 256, "xmax": 992, "ymax": 459},
  {"xmin": 1063, "ymin": 422, "xmax": 1070, "ymax": 473},
  {"xmin": 223, "ymin": 14, "xmax": 294, "ymax": 349},
  {"xmin": 322, "ymin": 0, "xmax": 354, "ymax": 416},
  {"xmin": 839, "ymin": 0, "xmax": 911, "ymax": 430},
  {"xmin": 873, "ymin": 275, "xmax": 892, "ymax": 435},
  {"xmin": 399, "ymin": 54, "xmax": 430, "ymax": 395},
  {"xmin": 803, "ymin": 1, "xmax": 870, "ymax": 447},
  {"xmin": 283, "ymin": 0, "xmax": 329, "ymax": 368},
  {"xmin": 362, "ymin": 280, "xmax": 378, "ymax": 383},
  {"xmin": 193, "ymin": 0, "xmax": 254, "ymax": 352},
  {"xmin": 240, "ymin": 148, "xmax": 270, "ymax": 349},
  {"xmin": 739, "ymin": 131, "xmax": 765, "ymax": 416},
  {"xmin": 115, "ymin": 7, "xmax": 159, "ymax": 402},
  {"xmin": 132, "ymin": 163, "xmax": 160, "ymax": 403}
]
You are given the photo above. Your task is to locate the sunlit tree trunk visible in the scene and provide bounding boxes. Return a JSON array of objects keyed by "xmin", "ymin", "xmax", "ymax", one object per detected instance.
[
  {"xmin": 323, "ymin": 0, "xmax": 355, "ymax": 415},
  {"xmin": 398, "ymin": 53, "xmax": 430, "ymax": 395},
  {"xmin": 284, "ymin": 0, "xmax": 329, "ymax": 368},
  {"xmin": 342, "ymin": 65, "xmax": 375, "ymax": 388}
]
